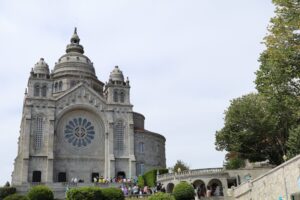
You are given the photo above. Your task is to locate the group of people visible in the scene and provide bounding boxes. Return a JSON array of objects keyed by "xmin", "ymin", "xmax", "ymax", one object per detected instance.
[
  {"xmin": 93, "ymin": 176, "xmax": 137, "ymax": 184},
  {"xmin": 194, "ymin": 184, "xmax": 223, "ymax": 199}
]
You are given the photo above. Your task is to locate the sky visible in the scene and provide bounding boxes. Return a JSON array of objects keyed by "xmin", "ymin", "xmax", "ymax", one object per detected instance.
[{"xmin": 0, "ymin": 0, "xmax": 275, "ymax": 185}]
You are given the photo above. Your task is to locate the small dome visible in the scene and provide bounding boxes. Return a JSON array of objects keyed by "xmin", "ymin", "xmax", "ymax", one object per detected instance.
[
  {"xmin": 110, "ymin": 66, "xmax": 124, "ymax": 82},
  {"xmin": 33, "ymin": 58, "xmax": 49, "ymax": 75}
]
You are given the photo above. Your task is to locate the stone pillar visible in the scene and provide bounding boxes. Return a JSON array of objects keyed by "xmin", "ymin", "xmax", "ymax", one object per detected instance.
[
  {"xmin": 21, "ymin": 159, "xmax": 29, "ymax": 183},
  {"xmin": 104, "ymin": 132, "xmax": 109, "ymax": 179},
  {"xmin": 46, "ymin": 159, "xmax": 53, "ymax": 183}
]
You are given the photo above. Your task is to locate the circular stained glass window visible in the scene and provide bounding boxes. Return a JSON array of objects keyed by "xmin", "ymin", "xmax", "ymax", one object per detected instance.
[{"xmin": 64, "ymin": 117, "xmax": 95, "ymax": 147}]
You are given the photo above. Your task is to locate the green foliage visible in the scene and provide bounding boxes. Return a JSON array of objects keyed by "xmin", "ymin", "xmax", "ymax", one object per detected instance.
[
  {"xmin": 137, "ymin": 176, "xmax": 145, "ymax": 188},
  {"xmin": 4, "ymin": 194, "xmax": 29, "ymax": 200},
  {"xmin": 101, "ymin": 188, "xmax": 124, "ymax": 200},
  {"xmin": 4, "ymin": 182, "xmax": 10, "ymax": 187},
  {"xmin": 287, "ymin": 125, "xmax": 300, "ymax": 159},
  {"xmin": 148, "ymin": 192, "xmax": 175, "ymax": 200},
  {"xmin": 215, "ymin": 93, "xmax": 283, "ymax": 164},
  {"xmin": 172, "ymin": 182, "xmax": 194, "ymax": 200},
  {"xmin": 0, "ymin": 187, "xmax": 16, "ymax": 199},
  {"xmin": 225, "ymin": 152, "xmax": 245, "ymax": 169},
  {"xmin": 254, "ymin": 0, "xmax": 300, "ymax": 164},
  {"xmin": 173, "ymin": 160, "xmax": 189, "ymax": 173},
  {"xmin": 143, "ymin": 169, "xmax": 168, "ymax": 187},
  {"xmin": 66, "ymin": 187, "xmax": 103, "ymax": 200},
  {"xmin": 27, "ymin": 185, "xmax": 54, "ymax": 200}
]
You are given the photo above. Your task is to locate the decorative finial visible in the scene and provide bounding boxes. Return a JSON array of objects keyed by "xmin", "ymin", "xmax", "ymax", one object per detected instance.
[{"xmin": 74, "ymin": 27, "xmax": 77, "ymax": 34}]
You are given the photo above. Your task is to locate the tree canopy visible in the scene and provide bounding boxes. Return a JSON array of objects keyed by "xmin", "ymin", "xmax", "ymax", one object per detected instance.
[
  {"xmin": 216, "ymin": 0, "xmax": 300, "ymax": 165},
  {"xmin": 172, "ymin": 160, "xmax": 189, "ymax": 172}
]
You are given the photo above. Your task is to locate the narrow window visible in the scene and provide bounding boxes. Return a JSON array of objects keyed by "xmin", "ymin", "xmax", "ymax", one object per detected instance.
[
  {"xmin": 139, "ymin": 142, "xmax": 144, "ymax": 153},
  {"xmin": 114, "ymin": 120, "xmax": 124, "ymax": 153},
  {"xmin": 34, "ymin": 117, "xmax": 43, "ymax": 150},
  {"xmin": 137, "ymin": 163, "xmax": 145, "ymax": 175},
  {"xmin": 41, "ymin": 85, "xmax": 47, "ymax": 97},
  {"xmin": 59, "ymin": 81, "xmax": 63, "ymax": 91},
  {"xmin": 54, "ymin": 82, "xmax": 58, "ymax": 92},
  {"xmin": 34, "ymin": 84, "xmax": 40, "ymax": 96},
  {"xmin": 113, "ymin": 89, "xmax": 118, "ymax": 102},
  {"xmin": 120, "ymin": 91, "xmax": 125, "ymax": 103}
]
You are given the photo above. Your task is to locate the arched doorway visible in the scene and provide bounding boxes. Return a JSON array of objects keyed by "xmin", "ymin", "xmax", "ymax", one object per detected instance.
[
  {"xmin": 166, "ymin": 183, "xmax": 174, "ymax": 193},
  {"xmin": 208, "ymin": 179, "xmax": 223, "ymax": 196},
  {"xmin": 193, "ymin": 179, "xmax": 206, "ymax": 197},
  {"xmin": 117, "ymin": 171, "xmax": 126, "ymax": 179}
]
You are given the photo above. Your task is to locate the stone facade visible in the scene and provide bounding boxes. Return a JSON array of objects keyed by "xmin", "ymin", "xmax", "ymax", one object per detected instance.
[
  {"xmin": 233, "ymin": 154, "xmax": 300, "ymax": 200},
  {"xmin": 11, "ymin": 28, "xmax": 166, "ymax": 186}
]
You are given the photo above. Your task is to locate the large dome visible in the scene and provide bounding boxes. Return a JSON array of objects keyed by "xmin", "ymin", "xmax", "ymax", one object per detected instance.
[{"xmin": 52, "ymin": 28, "xmax": 96, "ymax": 79}]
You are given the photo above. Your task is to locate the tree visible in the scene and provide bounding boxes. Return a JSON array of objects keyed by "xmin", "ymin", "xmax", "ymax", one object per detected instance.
[
  {"xmin": 287, "ymin": 125, "xmax": 300, "ymax": 159},
  {"xmin": 215, "ymin": 93, "xmax": 283, "ymax": 164},
  {"xmin": 172, "ymin": 160, "xmax": 189, "ymax": 173},
  {"xmin": 255, "ymin": 0, "xmax": 300, "ymax": 162}
]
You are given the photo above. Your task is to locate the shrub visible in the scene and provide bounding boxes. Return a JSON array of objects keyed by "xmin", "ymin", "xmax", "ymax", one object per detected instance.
[
  {"xmin": 0, "ymin": 187, "xmax": 16, "ymax": 199},
  {"xmin": 27, "ymin": 185, "xmax": 54, "ymax": 200},
  {"xmin": 148, "ymin": 192, "xmax": 175, "ymax": 200},
  {"xmin": 173, "ymin": 182, "xmax": 194, "ymax": 200},
  {"xmin": 143, "ymin": 169, "xmax": 168, "ymax": 187},
  {"xmin": 101, "ymin": 188, "xmax": 124, "ymax": 200},
  {"xmin": 66, "ymin": 187, "xmax": 103, "ymax": 200},
  {"xmin": 137, "ymin": 176, "xmax": 145, "ymax": 188},
  {"xmin": 4, "ymin": 194, "xmax": 29, "ymax": 200}
]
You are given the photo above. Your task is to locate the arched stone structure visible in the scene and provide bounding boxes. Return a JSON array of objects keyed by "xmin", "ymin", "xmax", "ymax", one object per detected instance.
[
  {"xmin": 166, "ymin": 183, "xmax": 175, "ymax": 193},
  {"xmin": 208, "ymin": 178, "xmax": 223, "ymax": 196},
  {"xmin": 193, "ymin": 179, "xmax": 206, "ymax": 197}
]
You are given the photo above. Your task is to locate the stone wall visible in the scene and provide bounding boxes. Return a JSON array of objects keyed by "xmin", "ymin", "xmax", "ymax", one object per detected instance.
[{"xmin": 233, "ymin": 154, "xmax": 300, "ymax": 200}]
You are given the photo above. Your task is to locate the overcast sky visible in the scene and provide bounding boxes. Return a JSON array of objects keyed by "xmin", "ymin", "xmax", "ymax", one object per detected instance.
[{"xmin": 0, "ymin": 0, "xmax": 275, "ymax": 185}]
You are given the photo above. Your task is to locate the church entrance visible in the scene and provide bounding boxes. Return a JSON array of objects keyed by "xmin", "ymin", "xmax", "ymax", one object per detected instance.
[
  {"xmin": 117, "ymin": 171, "xmax": 126, "ymax": 179},
  {"xmin": 32, "ymin": 171, "xmax": 41, "ymax": 182},
  {"xmin": 58, "ymin": 172, "xmax": 67, "ymax": 182}
]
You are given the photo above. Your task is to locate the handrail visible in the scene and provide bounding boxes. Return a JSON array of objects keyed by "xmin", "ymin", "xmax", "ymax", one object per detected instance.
[{"xmin": 157, "ymin": 168, "xmax": 224, "ymax": 181}]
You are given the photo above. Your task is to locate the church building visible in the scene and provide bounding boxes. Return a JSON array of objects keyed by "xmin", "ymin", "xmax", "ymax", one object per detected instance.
[{"xmin": 11, "ymin": 28, "xmax": 166, "ymax": 186}]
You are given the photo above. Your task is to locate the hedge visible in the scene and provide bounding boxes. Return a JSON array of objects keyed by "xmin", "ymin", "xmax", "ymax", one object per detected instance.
[
  {"xmin": 27, "ymin": 185, "xmax": 54, "ymax": 200},
  {"xmin": 172, "ymin": 182, "xmax": 194, "ymax": 200},
  {"xmin": 101, "ymin": 188, "xmax": 124, "ymax": 200},
  {"xmin": 4, "ymin": 194, "xmax": 29, "ymax": 200},
  {"xmin": 137, "ymin": 176, "xmax": 145, "ymax": 188},
  {"xmin": 66, "ymin": 187, "xmax": 103, "ymax": 200},
  {"xmin": 0, "ymin": 187, "xmax": 16, "ymax": 199},
  {"xmin": 148, "ymin": 192, "xmax": 175, "ymax": 200},
  {"xmin": 143, "ymin": 169, "xmax": 168, "ymax": 187}
]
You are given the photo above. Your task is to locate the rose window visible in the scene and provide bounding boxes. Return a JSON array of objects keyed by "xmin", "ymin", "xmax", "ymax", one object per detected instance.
[{"xmin": 64, "ymin": 117, "xmax": 95, "ymax": 147}]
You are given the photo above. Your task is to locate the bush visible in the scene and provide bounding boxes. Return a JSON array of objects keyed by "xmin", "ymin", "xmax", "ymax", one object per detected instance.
[
  {"xmin": 101, "ymin": 188, "xmax": 124, "ymax": 200},
  {"xmin": 173, "ymin": 182, "xmax": 194, "ymax": 200},
  {"xmin": 4, "ymin": 194, "xmax": 29, "ymax": 200},
  {"xmin": 143, "ymin": 169, "xmax": 168, "ymax": 187},
  {"xmin": 0, "ymin": 187, "xmax": 16, "ymax": 199},
  {"xmin": 27, "ymin": 185, "xmax": 54, "ymax": 200},
  {"xmin": 66, "ymin": 187, "xmax": 103, "ymax": 200},
  {"xmin": 149, "ymin": 192, "xmax": 175, "ymax": 200},
  {"xmin": 137, "ymin": 176, "xmax": 145, "ymax": 188}
]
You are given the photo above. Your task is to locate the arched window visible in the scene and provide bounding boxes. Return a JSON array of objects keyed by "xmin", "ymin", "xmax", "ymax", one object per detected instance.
[
  {"xmin": 59, "ymin": 81, "xmax": 63, "ymax": 91},
  {"xmin": 139, "ymin": 142, "xmax": 144, "ymax": 153},
  {"xmin": 34, "ymin": 117, "xmax": 43, "ymax": 150},
  {"xmin": 113, "ymin": 89, "xmax": 119, "ymax": 102},
  {"xmin": 120, "ymin": 90, "xmax": 125, "ymax": 103},
  {"xmin": 54, "ymin": 82, "xmax": 58, "ymax": 92},
  {"xmin": 41, "ymin": 85, "xmax": 47, "ymax": 97},
  {"xmin": 34, "ymin": 84, "xmax": 40, "ymax": 96},
  {"xmin": 114, "ymin": 120, "xmax": 124, "ymax": 153}
]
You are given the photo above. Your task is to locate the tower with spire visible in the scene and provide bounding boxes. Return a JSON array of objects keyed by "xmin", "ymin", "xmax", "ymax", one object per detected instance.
[{"xmin": 11, "ymin": 29, "xmax": 166, "ymax": 197}]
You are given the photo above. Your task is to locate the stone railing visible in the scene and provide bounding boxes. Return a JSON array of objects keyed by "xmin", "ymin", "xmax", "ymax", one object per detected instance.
[{"xmin": 157, "ymin": 168, "xmax": 224, "ymax": 182}]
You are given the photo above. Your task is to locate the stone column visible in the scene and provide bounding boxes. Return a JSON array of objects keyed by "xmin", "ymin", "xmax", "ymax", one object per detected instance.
[
  {"xmin": 21, "ymin": 116, "xmax": 32, "ymax": 183},
  {"xmin": 104, "ymin": 132, "xmax": 109, "ymax": 179},
  {"xmin": 46, "ymin": 117, "xmax": 55, "ymax": 183}
]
